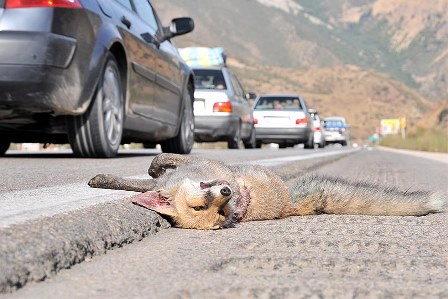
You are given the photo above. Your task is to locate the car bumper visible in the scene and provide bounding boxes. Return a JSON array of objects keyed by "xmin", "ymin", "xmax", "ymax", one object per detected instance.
[
  {"xmin": 0, "ymin": 32, "xmax": 80, "ymax": 114},
  {"xmin": 324, "ymin": 132, "xmax": 347, "ymax": 142},
  {"xmin": 255, "ymin": 127, "xmax": 310, "ymax": 143},
  {"xmin": 194, "ymin": 115, "xmax": 239, "ymax": 142}
]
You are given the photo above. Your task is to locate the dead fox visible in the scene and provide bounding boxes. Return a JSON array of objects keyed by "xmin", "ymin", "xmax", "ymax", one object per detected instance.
[{"xmin": 88, "ymin": 153, "xmax": 447, "ymax": 229}]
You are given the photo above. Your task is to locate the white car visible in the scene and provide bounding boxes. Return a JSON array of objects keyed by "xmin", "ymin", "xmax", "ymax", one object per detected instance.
[
  {"xmin": 308, "ymin": 109, "xmax": 325, "ymax": 148},
  {"xmin": 323, "ymin": 116, "xmax": 349, "ymax": 146},
  {"xmin": 253, "ymin": 94, "xmax": 314, "ymax": 148},
  {"xmin": 192, "ymin": 66, "xmax": 256, "ymax": 149}
]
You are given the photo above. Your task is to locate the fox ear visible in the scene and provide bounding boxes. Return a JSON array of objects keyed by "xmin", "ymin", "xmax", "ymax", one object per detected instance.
[{"xmin": 132, "ymin": 191, "xmax": 177, "ymax": 217}]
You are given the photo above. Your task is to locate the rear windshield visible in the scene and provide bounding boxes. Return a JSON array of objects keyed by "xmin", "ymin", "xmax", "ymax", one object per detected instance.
[
  {"xmin": 324, "ymin": 120, "xmax": 345, "ymax": 128},
  {"xmin": 254, "ymin": 97, "xmax": 303, "ymax": 110},
  {"xmin": 193, "ymin": 69, "xmax": 227, "ymax": 90}
]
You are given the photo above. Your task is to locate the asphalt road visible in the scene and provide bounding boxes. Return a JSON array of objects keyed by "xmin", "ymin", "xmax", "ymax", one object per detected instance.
[{"xmin": 1, "ymin": 146, "xmax": 447, "ymax": 298}]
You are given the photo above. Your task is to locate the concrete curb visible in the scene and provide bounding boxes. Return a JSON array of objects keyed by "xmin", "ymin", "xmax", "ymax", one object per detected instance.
[
  {"xmin": 377, "ymin": 146, "xmax": 448, "ymax": 164},
  {"xmin": 0, "ymin": 198, "xmax": 170, "ymax": 293}
]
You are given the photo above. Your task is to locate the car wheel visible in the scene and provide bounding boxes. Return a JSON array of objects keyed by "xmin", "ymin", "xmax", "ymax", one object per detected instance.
[
  {"xmin": 67, "ymin": 53, "xmax": 124, "ymax": 158},
  {"xmin": 161, "ymin": 84, "xmax": 195, "ymax": 154},
  {"xmin": 279, "ymin": 143, "xmax": 287, "ymax": 149},
  {"xmin": 304, "ymin": 133, "xmax": 314, "ymax": 149},
  {"xmin": 143, "ymin": 143, "xmax": 156, "ymax": 149},
  {"xmin": 228, "ymin": 124, "xmax": 241, "ymax": 149},
  {"xmin": 243, "ymin": 125, "xmax": 256, "ymax": 149},
  {"xmin": 0, "ymin": 141, "xmax": 10, "ymax": 155},
  {"xmin": 256, "ymin": 141, "xmax": 262, "ymax": 148}
]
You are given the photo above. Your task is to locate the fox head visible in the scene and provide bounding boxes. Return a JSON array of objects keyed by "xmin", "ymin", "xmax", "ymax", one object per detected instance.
[{"xmin": 132, "ymin": 178, "xmax": 234, "ymax": 229}]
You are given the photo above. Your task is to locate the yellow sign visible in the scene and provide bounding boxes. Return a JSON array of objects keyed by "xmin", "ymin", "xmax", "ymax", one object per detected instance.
[{"xmin": 400, "ymin": 117, "xmax": 406, "ymax": 129}]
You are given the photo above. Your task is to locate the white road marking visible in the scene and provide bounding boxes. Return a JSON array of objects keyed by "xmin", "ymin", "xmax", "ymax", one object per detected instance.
[
  {"xmin": 0, "ymin": 149, "xmax": 358, "ymax": 228},
  {"xmin": 247, "ymin": 148, "xmax": 359, "ymax": 166}
]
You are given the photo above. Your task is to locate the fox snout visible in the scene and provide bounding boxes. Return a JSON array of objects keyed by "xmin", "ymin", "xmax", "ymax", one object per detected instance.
[{"xmin": 220, "ymin": 186, "xmax": 231, "ymax": 196}]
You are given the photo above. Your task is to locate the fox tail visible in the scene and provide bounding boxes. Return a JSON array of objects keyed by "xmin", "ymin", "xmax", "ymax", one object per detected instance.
[{"xmin": 287, "ymin": 175, "xmax": 448, "ymax": 216}]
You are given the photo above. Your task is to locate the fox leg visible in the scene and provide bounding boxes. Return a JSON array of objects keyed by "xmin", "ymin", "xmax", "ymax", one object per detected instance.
[
  {"xmin": 148, "ymin": 153, "xmax": 195, "ymax": 178},
  {"xmin": 88, "ymin": 174, "xmax": 157, "ymax": 192}
]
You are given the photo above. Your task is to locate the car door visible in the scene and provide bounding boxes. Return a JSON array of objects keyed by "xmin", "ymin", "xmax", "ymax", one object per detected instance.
[
  {"xmin": 229, "ymin": 71, "xmax": 253, "ymax": 139},
  {"xmin": 110, "ymin": 0, "xmax": 158, "ymax": 120},
  {"xmin": 132, "ymin": 0, "xmax": 183, "ymax": 126}
]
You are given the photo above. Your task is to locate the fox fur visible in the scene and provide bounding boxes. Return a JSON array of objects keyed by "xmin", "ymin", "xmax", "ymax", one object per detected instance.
[{"xmin": 88, "ymin": 153, "xmax": 447, "ymax": 230}]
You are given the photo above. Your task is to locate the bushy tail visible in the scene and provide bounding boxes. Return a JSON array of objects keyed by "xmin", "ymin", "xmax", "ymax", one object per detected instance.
[{"xmin": 287, "ymin": 175, "xmax": 448, "ymax": 216}]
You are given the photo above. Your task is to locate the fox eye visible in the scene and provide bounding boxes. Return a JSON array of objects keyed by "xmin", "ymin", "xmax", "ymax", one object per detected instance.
[{"xmin": 193, "ymin": 206, "xmax": 207, "ymax": 211}]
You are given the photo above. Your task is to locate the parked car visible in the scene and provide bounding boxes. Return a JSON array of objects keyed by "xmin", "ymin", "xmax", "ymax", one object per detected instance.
[
  {"xmin": 323, "ymin": 116, "xmax": 349, "ymax": 146},
  {"xmin": 308, "ymin": 108, "xmax": 326, "ymax": 148},
  {"xmin": 0, "ymin": 0, "xmax": 195, "ymax": 157},
  {"xmin": 191, "ymin": 66, "xmax": 256, "ymax": 149},
  {"xmin": 253, "ymin": 94, "xmax": 314, "ymax": 149}
]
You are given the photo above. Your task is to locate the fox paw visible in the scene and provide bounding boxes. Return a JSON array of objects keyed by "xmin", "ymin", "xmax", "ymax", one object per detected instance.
[{"xmin": 88, "ymin": 174, "xmax": 117, "ymax": 189}]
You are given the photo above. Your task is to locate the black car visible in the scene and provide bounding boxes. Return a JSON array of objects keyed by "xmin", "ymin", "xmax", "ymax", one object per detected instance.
[{"xmin": 0, "ymin": 0, "xmax": 195, "ymax": 157}]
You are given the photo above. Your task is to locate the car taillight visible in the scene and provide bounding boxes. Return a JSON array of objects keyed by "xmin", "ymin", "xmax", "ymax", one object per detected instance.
[
  {"xmin": 314, "ymin": 126, "xmax": 321, "ymax": 131},
  {"xmin": 213, "ymin": 102, "xmax": 232, "ymax": 113},
  {"xmin": 253, "ymin": 118, "xmax": 258, "ymax": 125},
  {"xmin": 6, "ymin": 0, "xmax": 82, "ymax": 8},
  {"xmin": 295, "ymin": 118, "xmax": 308, "ymax": 125}
]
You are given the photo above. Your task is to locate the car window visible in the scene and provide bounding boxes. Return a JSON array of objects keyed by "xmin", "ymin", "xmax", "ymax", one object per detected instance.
[
  {"xmin": 193, "ymin": 69, "xmax": 227, "ymax": 90},
  {"xmin": 114, "ymin": 0, "xmax": 133, "ymax": 10},
  {"xmin": 254, "ymin": 97, "xmax": 303, "ymax": 110},
  {"xmin": 132, "ymin": 0, "xmax": 159, "ymax": 31},
  {"xmin": 229, "ymin": 74, "xmax": 244, "ymax": 98}
]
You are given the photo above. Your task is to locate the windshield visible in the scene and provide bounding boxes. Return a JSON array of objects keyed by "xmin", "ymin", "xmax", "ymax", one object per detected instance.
[
  {"xmin": 193, "ymin": 69, "xmax": 227, "ymax": 90},
  {"xmin": 254, "ymin": 97, "xmax": 303, "ymax": 110}
]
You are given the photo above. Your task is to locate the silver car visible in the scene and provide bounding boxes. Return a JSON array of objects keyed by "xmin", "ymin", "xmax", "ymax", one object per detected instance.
[
  {"xmin": 192, "ymin": 66, "xmax": 256, "ymax": 149},
  {"xmin": 253, "ymin": 94, "xmax": 314, "ymax": 148}
]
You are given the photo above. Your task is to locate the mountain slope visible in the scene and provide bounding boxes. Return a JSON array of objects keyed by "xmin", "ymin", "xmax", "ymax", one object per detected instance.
[{"xmin": 154, "ymin": 0, "xmax": 447, "ymax": 101}]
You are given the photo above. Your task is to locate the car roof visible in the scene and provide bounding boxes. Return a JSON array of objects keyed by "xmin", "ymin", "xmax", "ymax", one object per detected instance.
[
  {"xmin": 258, "ymin": 94, "xmax": 301, "ymax": 98},
  {"xmin": 324, "ymin": 117, "xmax": 347, "ymax": 122},
  {"xmin": 192, "ymin": 66, "xmax": 227, "ymax": 71}
]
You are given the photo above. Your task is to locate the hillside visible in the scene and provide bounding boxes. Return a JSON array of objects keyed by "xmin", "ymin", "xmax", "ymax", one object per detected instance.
[
  {"xmin": 415, "ymin": 99, "xmax": 448, "ymax": 132},
  {"xmin": 153, "ymin": 0, "xmax": 447, "ymax": 101}
]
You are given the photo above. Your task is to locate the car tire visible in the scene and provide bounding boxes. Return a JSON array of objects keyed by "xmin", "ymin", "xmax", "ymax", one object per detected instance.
[
  {"xmin": 161, "ymin": 84, "xmax": 195, "ymax": 154},
  {"xmin": 243, "ymin": 125, "xmax": 256, "ymax": 149},
  {"xmin": 256, "ymin": 141, "xmax": 262, "ymax": 148},
  {"xmin": 0, "ymin": 141, "xmax": 10, "ymax": 155},
  {"xmin": 67, "ymin": 53, "xmax": 124, "ymax": 158},
  {"xmin": 228, "ymin": 124, "xmax": 241, "ymax": 149},
  {"xmin": 304, "ymin": 133, "xmax": 314, "ymax": 149}
]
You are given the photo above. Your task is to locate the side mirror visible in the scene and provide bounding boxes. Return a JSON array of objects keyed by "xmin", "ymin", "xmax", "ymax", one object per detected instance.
[
  {"xmin": 170, "ymin": 17, "xmax": 194, "ymax": 37},
  {"xmin": 246, "ymin": 92, "xmax": 257, "ymax": 100},
  {"xmin": 159, "ymin": 17, "xmax": 194, "ymax": 43}
]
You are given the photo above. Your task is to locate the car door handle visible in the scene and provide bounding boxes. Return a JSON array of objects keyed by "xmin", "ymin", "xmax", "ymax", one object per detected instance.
[{"xmin": 121, "ymin": 16, "xmax": 131, "ymax": 29}]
